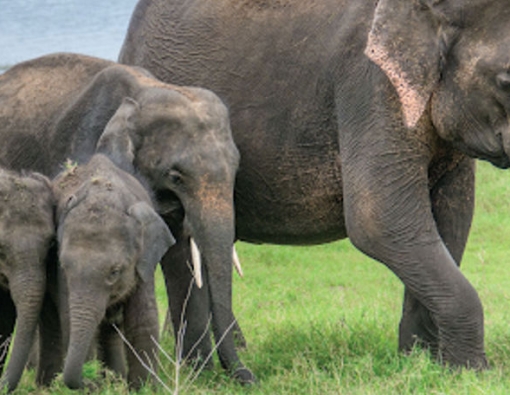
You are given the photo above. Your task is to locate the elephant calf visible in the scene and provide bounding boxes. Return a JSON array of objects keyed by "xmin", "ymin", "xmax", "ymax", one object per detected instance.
[
  {"xmin": 39, "ymin": 153, "xmax": 175, "ymax": 390},
  {"xmin": 0, "ymin": 169, "xmax": 55, "ymax": 392}
]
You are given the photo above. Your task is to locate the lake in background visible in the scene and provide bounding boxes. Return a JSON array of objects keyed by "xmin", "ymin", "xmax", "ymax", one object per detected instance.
[{"xmin": 0, "ymin": 0, "xmax": 138, "ymax": 71}]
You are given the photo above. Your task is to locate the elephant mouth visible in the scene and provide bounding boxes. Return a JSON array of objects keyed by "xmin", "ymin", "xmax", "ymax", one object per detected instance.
[
  {"xmin": 0, "ymin": 273, "xmax": 8, "ymax": 289},
  {"xmin": 496, "ymin": 126, "xmax": 510, "ymax": 168},
  {"xmin": 154, "ymin": 189, "xmax": 184, "ymax": 223}
]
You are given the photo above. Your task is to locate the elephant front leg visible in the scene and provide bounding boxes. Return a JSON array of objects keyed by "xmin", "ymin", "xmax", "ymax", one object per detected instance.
[
  {"xmin": 340, "ymin": 134, "xmax": 486, "ymax": 368},
  {"xmin": 399, "ymin": 156, "xmax": 475, "ymax": 355},
  {"xmin": 123, "ymin": 280, "xmax": 160, "ymax": 390},
  {"xmin": 160, "ymin": 235, "xmax": 214, "ymax": 369},
  {"xmin": 98, "ymin": 319, "xmax": 127, "ymax": 379}
]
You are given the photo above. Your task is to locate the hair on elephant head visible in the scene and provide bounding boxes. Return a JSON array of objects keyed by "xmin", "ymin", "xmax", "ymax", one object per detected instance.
[
  {"xmin": 0, "ymin": 169, "xmax": 54, "ymax": 393},
  {"xmin": 47, "ymin": 153, "xmax": 175, "ymax": 390}
]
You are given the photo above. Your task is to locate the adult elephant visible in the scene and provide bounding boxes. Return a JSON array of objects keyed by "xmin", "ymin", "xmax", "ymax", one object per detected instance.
[
  {"xmin": 119, "ymin": 0, "xmax": 510, "ymax": 380},
  {"xmin": 0, "ymin": 53, "xmax": 248, "ymax": 383}
]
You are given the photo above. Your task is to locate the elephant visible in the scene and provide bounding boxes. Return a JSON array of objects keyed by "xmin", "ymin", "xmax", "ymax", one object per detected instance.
[
  {"xmin": 118, "ymin": 0, "xmax": 510, "ymax": 382},
  {"xmin": 0, "ymin": 169, "xmax": 55, "ymax": 392},
  {"xmin": 0, "ymin": 53, "xmax": 245, "ymax": 382},
  {"xmin": 37, "ymin": 152, "xmax": 175, "ymax": 390}
]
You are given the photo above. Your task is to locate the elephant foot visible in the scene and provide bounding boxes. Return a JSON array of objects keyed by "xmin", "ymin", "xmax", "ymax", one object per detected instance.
[
  {"xmin": 438, "ymin": 347, "xmax": 488, "ymax": 371},
  {"xmin": 231, "ymin": 366, "xmax": 257, "ymax": 385},
  {"xmin": 399, "ymin": 292, "xmax": 438, "ymax": 355}
]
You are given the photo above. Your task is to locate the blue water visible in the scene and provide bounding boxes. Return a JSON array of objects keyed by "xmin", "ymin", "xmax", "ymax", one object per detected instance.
[{"xmin": 0, "ymin": 0, "xmax": 138, "ymax": 71}]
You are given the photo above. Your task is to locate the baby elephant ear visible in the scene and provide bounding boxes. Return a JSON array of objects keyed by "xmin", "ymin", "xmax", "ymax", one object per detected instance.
[
  {"xmin": 365, "ymin": 0, "xmax": 441, "ymax": 128},
  {"xmin": 128, "ymin": 201, "xmax": 176, "ymax": 283},
  {"xmin": 96, "ymin": 97, "xmax": 140, "ymax": 171},
  {"xmin": 27, "ymin": 172, "xmax": 52, "ymax": 190}
]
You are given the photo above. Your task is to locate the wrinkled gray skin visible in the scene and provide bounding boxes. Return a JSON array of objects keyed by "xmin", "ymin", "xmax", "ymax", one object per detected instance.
[
  {"xmin": 0, "ymin": 170, "xmax": 54, "ymax": 392},
  {"xmin": 120, "ymin": 0, "xmax": 510, "ymax": 380},
  {"xmin": 0, "ymin": 53, "xmax": 243, "ymax": 383},
  {"xmin": 38, "ymin": 153, "xmax": 174, "ymax": 390}
]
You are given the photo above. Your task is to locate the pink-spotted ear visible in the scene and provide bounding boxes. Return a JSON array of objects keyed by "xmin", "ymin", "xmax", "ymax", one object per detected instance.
[{"xmin": 365, "ymin": 0, "xmax": 441, "ymax": 128}]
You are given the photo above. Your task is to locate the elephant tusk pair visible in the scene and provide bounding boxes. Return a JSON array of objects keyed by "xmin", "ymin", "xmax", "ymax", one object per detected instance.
[{"xmin": 190, "ymin": 238, "xmax": 244, "ymax": 289}]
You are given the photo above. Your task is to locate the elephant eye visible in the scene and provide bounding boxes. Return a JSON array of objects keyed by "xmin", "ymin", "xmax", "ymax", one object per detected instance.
[
  {"xmin": 167, "ymin": 168, "xmax": 184, "ymax": 186},
  {"xmin": 496, "ymin": 71, "xmax": 510, "ymax": 92},
  {"xmin": 107, "ymin": 267, "xmax": 122, "ymax": 283}
]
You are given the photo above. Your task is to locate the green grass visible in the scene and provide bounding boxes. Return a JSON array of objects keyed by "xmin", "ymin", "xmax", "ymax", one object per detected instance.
[{"xmin": 9, "ymin": 161, "xmax": 510, "ymax": 394}]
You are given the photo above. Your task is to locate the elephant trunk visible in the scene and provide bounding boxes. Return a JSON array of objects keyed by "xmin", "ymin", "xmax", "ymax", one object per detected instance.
[
  {"xmin": 63, "ymin": 293, "xmax": 107, "ymax": 390},
  {"xmin": 1, "ymin": 266, "xmax": 46, "ymax": 392},
  {"xmin": 186, "ymin": 200, "xmax": 251, "ymax": 381}
]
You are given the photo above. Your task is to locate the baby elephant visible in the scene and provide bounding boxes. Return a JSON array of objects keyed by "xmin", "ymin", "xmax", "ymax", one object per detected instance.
[
  {"xmin": 0, "ymin": 169, "xmax": 54, "ymax": 392},
  {"xmin": 40, "ymin": 154, "xmax": 175, "ymax": 390}
]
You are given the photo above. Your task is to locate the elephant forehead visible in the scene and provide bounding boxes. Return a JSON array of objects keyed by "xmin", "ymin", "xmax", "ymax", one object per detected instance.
[
  {"xmin": 0, "ymin": 186, "xmax": 53, "ymax": 230},
  {"xmin": 456, "ymin": 39, "xmax": 507, "ymax": 78},
  {"xmin": 60, "ymin": 217, "xmax": 138, "ymax": 255}
]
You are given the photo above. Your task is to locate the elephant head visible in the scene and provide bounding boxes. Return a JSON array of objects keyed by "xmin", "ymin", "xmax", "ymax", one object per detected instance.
[
  {"xmin": 366, "ymin": 0, "xmax": 510, "ymax": 168},
  {"xmin": 0, "ymin": 170, "xmax": 54, "ymax": 392},
  {"xmin": 53, "ymin": 154, "xmax": 175, "ymax": 389}
]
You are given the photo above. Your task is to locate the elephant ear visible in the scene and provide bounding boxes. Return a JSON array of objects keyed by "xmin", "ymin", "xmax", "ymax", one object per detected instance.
[
  {"xmin": 96, "ymin": 97, "xmax": 140, "ymax": 172},
  {"xmin": 128, "ymin": 201, "xmax": 176, "ymax": 282},
  {"xmin": 365, "ymin": 0, "xmax": 444, "ymax": 128},
  {"xmin": 27, "ymin": 172, "xmax": 53, "ymax": 191}
]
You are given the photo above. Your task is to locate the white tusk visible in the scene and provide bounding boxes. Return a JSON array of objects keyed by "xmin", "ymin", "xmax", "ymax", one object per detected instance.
[
  {"xmin": 232, "ymin": 247, "xmax": 244, "ymax": 278},
  {"xmin": 190, "ymin": 238, "xmax": 203, "ymax": 288}
]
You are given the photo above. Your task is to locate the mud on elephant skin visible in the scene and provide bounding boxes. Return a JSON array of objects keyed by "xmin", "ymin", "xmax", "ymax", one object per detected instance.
[
  {"xmin": 0, "ymin": 169, "xmax": 54, "ymax": 392},
  {"xmin": 119, "ymin": 0, "xmax": 510, "ymax": 376},
  {"xmin": 0, "ymin": 53, "xmax": 246, "ymax": 382},
  {"xmin": 38, "ymin": 153, "xmax": 175, "ymax": 390}
]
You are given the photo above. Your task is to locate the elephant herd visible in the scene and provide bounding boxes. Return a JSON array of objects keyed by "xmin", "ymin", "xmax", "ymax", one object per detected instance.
[
  {"xmin": 0, "ymin": 52, "xmax": 241, "ymax": 391},
  {"xmin": 2, "ymin": 0, "xmax": 510, "ymax": 392}
]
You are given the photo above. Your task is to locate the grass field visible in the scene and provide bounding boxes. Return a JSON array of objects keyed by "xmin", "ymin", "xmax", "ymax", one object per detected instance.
[{"xmin": 9, "ymin": 160, "xmax": 510, "ymax": 394}]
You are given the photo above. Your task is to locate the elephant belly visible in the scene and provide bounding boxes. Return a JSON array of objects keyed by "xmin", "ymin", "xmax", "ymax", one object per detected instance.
[{"xmin": 234, "ymin": 142, "xmax": 346, "ymax": 245}]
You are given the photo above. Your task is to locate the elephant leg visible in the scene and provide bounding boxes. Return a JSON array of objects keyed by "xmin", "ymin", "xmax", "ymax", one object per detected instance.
[
  {"xmin": 232, "ymin": 319, "xmax": 247, "ymax": 350},
  {"xmin": 0, "ymin": 289, "xmax": 15, "ymax": 376},
  {"xmin": 399, "ymin": 157, "xmax": 475, "ymax": 354},
  {"xmin": 98, "ymin": 321, "xmax": 127, "ymax": 378},
  {"xmin": 123, "ymin": 279, "xmax": 160, "ymax": 390},
  {"xmin": 160, "ymin": 234, "xmax": 214, "ymax": 369},
  {"xmin": 37, "ymin": 292, "xmax": 64, "ymax": 386},
  {"xmin": 340, "ymin": 127, "xmax": 486, "ymax": 368}
]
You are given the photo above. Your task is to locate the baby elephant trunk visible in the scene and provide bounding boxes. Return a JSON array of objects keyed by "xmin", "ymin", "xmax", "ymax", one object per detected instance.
[
  {"xmin": 0, "ymin": 277, "xmax": 45, "ymax": 392},
  {"xmin": 63, "ymin": 294, "xmax": 107, "ymax": 389}
]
